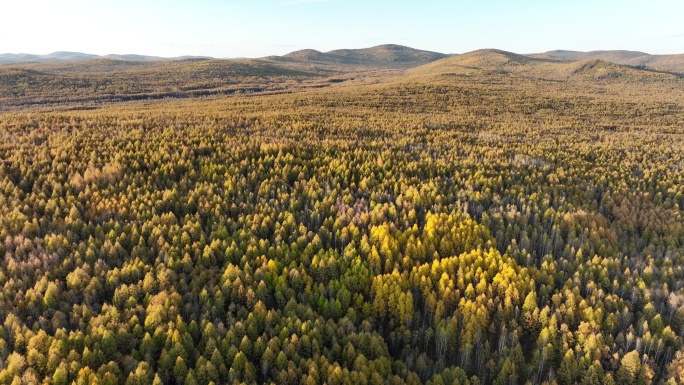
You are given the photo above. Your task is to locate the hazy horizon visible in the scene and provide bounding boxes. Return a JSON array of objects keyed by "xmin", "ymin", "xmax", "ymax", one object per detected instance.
[
  {"xmin": 0, "ymin": 44, "xmax": 681, "ymax": 60},
  {"xmin": 2, "ymin": 0, "xmax": 683, "ymax": 58}
]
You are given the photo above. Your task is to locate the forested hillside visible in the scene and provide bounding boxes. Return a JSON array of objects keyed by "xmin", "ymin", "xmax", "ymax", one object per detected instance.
[{"xmin": 0, "ymin": 50, "xmax": 684, "ymax": 385}]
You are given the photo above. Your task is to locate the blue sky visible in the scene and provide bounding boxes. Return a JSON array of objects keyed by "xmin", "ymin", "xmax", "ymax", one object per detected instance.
[{"xmin": 2, "ymin": 0, "xmax": 683, "ymax": 57}]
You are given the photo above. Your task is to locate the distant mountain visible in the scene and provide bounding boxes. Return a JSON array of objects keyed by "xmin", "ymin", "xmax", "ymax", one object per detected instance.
[
  {"xmin": 441, "ymin": 49, "xmax": 542, "ymax": 68},
  {"xmin": 532, "ymin": 50, "xmax": 684, "ymax": 74},
  {"xmin": 410, "ymin": 49, "xmax": 684, "ymax": 83},
  {"xmin": 5, "ymin": 45, "xmax": 684, "ymax": 109},
  {"xmin": 5, "ymin": 46, "xmax": 684, "ymax": 75},
  {"xmin": 0, "ymin": 51, "xmax": 213, "ymax": 65},
  {"xmin": 0, "ymin": 55, "xmax": 329, "ymax": 108},
  {"xmin": 0, "ymin": 45, "xmax": 447, "ymax": 68},
  {"xmin": 282, "ymin": 44, "xmax": 448, "ymax": 69},
  {"xmin": 0, "ymin": 51, "xmax": 99, "ymax": 64},
  {"xmin": 103, "ymin": 54, "xmax": 166, "ymax": 61},
  {"xmin": 409, "ymin": 49, "xmax": 552, "ymax": 76},
  {"xmin": 282, "ymin": 49, "xmax": 329, "ymax": 62},
  {"xmin": 537, "ymin": 50, "xmax": 650, "ymax": 62}
]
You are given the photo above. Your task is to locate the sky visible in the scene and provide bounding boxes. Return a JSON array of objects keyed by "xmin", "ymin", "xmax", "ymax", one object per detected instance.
[{"xmin": 2, "ymin": 0, "xmax": 683, "ymax": 58}]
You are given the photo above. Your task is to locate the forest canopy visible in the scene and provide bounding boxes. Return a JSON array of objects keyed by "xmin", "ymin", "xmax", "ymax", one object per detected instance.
[{"xmin": 1, "ymin": 52, "xmax": 684, "ymax": 384}]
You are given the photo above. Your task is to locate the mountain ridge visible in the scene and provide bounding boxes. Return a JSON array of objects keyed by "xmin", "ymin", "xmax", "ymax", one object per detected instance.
[
  {"xmin": 408, "ymin": 48, "xmax": 684, "ymax": 84},
  {"xmin": 532, "ymin": 49, "xmax": 684, "ymax": 73},
  {"xmin": 281, "ymin": 44, "xmax": 449, "ymax": 68},
  {"xmin": 3, "ymin": 45, "xmax": 684, "ymax": 109},
  {"xmin": 0, "ymin": 51, "xmax": 214, "ymax": 64},
  {"xmin": 1, "ymin": 44, "xmax": 448, "ymax": 66},
  {"xmin": 4, "ymin": 46, "xmax": 684, "ymax": 75}
]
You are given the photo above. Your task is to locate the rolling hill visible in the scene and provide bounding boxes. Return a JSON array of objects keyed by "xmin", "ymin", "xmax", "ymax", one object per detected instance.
[
  {"xmin": 0, "ymin": 57, "xmax": 326, "ymax": 108},
  {"xmin": 0, "ymin": 51, "xmax": 99, "ymax": 64},
  {"xmin": 1, "ymin": 44, "xmax": 447, "ymax": 68},
  {"xmin": 4, "ymin": 45, "xmax": 684, "ymax": 110},
  {"xmin": 282, "ymin": 44, "xmax": 448, "ymax": 68},
  {"xmin": 410, "ymin": 48, "xmax": 684, "ymax": 84},
  {"xmin": 0, "ymin": 44, "xmax": 452, "ymax": 108},
  {"xmin": 410, "ymin": 49, "xmax": 548, "ymax": 74},
  {"xmin": 533, "ymin": 49, "xmax": 684, "ymax": 74},
  {"xmin": 0, "ymin": 51, "xmax": 212, "ymax": 64},
  {"xmin": 5, "ymin": 46, "xmax": 684, "ymax": 75}
]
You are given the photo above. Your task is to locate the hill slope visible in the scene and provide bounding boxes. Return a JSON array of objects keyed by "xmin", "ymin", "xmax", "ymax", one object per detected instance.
[
  {"xmin": 411, "ymin": 49, "xmax": 684, "ymax": 84},
  {"xmin": 534, "ymin": 49, "xmax": 684, "ymax": 74},
  {"xmin": 283, "ymin": 44, "xmax": 448, "ymax": 68},
  {"xmin": 0, "ymin": 51, "xmax": 99, "ymax": 64},
  {"xmin": 0, "ymin": 44, "xmax": 450, "ymax": 107},
  {"xmin": 0, "ymin": 51, "xmax": 212, "ymax": 64},
  {"xmin": 4, "ymin": 45, "xmax": 684, "ymax": 109},
  {"xmin": 0, "ymin": 58, "xmax": 325, "ymax": 107},
  {"xmin": 1, "ymin": 44, "xmax": 448, "ymax": 68}
]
